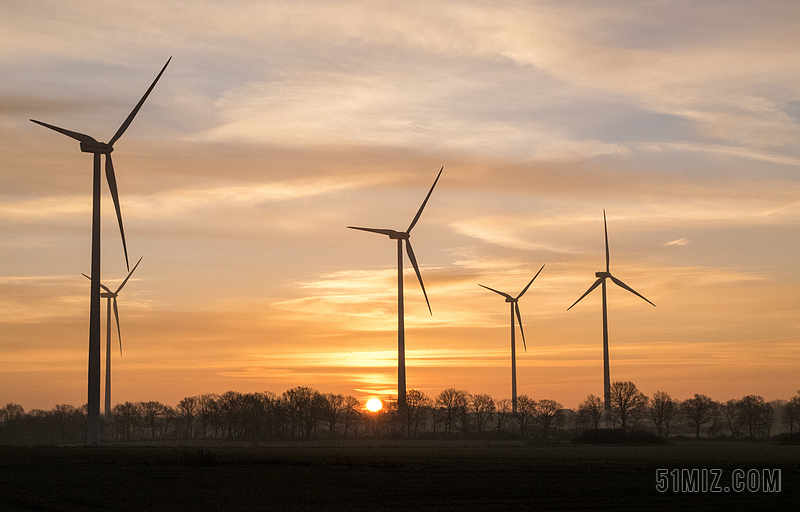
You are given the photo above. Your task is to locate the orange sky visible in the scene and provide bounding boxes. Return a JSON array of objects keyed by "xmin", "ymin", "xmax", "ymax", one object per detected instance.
[{"xmin": 2, "ymin": 1, "xmax": 800, "ymax": 411}]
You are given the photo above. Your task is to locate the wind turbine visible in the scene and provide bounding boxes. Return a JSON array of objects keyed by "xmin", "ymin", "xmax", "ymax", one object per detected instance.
[
  {"xmin": 83, "ymin": 257, "xmax": 142, "ymax": 418},
  {"xmin": 567, "ymin": 210, "xmax": 655, "ymax": 411},
  {"xmin": 348, "ymin": 167, "xmax": 443, "ymax": 410},
  {"xmin": 31, "ymin": 58, "xmax": 170, "ymax": 445},
  {"xmin": 479, "ymin": 264, "xmax": 544, "ymax": 414}
]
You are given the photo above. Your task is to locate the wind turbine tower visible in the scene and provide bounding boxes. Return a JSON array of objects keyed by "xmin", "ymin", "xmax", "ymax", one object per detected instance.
[{"xmin": 348, "ymin": 167, "xmax": 443, "ymax": 410}]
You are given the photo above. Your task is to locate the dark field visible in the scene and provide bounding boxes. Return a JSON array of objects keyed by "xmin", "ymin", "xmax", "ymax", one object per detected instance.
[{"xmin": 1, "ymin": 442, "xmax": 797, "ymax": 511}]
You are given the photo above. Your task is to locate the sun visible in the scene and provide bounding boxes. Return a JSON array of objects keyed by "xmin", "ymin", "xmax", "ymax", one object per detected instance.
[{"xmin": 366, "ymin": 398, "xmax": 383, "ymax": 412}]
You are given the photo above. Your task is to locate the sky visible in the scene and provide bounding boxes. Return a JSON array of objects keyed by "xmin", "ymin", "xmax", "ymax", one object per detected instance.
[{"xmin": 2, "ymin": 0, "xmax": 800, "ymax": 411}]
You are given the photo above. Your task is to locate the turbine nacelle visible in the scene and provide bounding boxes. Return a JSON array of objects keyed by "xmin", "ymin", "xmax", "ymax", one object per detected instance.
[
  {"xmin": 80, "ymin": 141, "xmax": 113, "ymax": 154},
  {"xmin": 595, "ymin": 271, "xmax": 611, "ymax": 278},
  {"xmin": 389, "ymin": 231, "xmax": 410, "ymax": 240}
]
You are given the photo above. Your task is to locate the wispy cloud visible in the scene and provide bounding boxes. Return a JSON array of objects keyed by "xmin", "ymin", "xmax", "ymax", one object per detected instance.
[{"xmin": 665, "ymin": 238, "xmax": 690, "ymax": 247}]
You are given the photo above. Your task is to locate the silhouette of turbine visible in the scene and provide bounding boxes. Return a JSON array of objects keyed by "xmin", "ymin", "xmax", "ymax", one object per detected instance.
[
  {"xmin": 83, "ymin": 257, "xmax": 142, "ymax": 418},
  {"xmin": 567, "ymin": 210, "xmax": 655, "ymax": 411},
  {"xmin": 31, "ymin": 58, "xmax": 170, "ymax": 445},
  {"xmin": 479, "ymin": 264, "xmax": 544, "ymax": 414},
  {"xmin": 348, "ymin": 167, "xmax": 443, "ymax": 410}
]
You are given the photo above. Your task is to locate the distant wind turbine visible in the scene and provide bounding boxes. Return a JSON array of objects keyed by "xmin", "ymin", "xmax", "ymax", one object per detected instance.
[
  {"xmin": 479, "ymin": 264, "xmax": 544, "ymax": 414},
  {"xmin": 567, "ymin": 210, "xmax": 655, "ymax": 411},
  {"xmin": 83, "ymin": 257, "xmax": 142, "ymax": 418},
  {"xmin": 348, "ymin": 167, "xmax": 443, "ymax": 410},
  {"xmin": 31, "ymin": 58, "xmax": 170, "ymax": 445}
]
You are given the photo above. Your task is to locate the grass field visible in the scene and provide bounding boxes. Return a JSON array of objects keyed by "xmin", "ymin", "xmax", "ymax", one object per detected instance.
[{"xmin": 1, "ymin": 441, "xmax": 797, "ymax": 510}]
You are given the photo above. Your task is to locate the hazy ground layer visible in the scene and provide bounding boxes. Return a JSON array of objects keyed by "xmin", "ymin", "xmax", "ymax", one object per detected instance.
[{"xmin": 0, "ymin": 442, "xmax": 797, "ymax": 511}]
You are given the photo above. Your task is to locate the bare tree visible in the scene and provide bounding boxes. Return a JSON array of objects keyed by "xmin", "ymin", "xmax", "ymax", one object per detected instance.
[
  {"xmin": 492, "ymin": 398, "xmax": 513, "ymax": 436},
  {"xmin": 736, "ymin": 395, "xmax": 773, "ymax": 439},
  {"xmin": 470, "ymin": 394, "xmax": 495, "ymax": 436},
  {"xmin": 609, "ymin": 381, "xmax": 648, "ymax": 433},
  {"xmin": 342, "ymin": 395, "xmax": 361, "ymax": 438},
  {"xmin": 177, "ymin": 396, "xmax": 198, "ymax": 439},
  {"xmin": 648, "ymin": 391, "xmax": 675, "ymax": 438},
  {"xmin": 515, "ymin": 395, "xmax": 537, "ymax": 436},
  {"xmin": 680, "ymin": 394, "xmax": 717, "ymax": 439},
  {"xmin": 534, "ymin": 399, "xmax": 562, "ymax": 441},
  {"xmin": 435, "ymin": 388, "xmax": 469, "ymax": 437},
  {"xmin": 282, "ymin": 386, "xmax": 324, "ymax": 440},
  {"xmin": 403, "ymin": 389, "xmax": 431, "ymax": 437},
  {"xmin": 719, "ymin": 399, "xmax": 742, "ymax": 438},
  {"xmin": 783, "ymin": 391, "xmax": 800, "ymax": 434},
  {"xmin": 140, "ymin": 401, "xmax": 167, "ymax": 440},
  {"xmin": 577, "ymin": 394, "xmax": 604, "ymax": 430},
  {"xmin": 321, "ymin": 393, "xmax": 345, "ymax": 438}
]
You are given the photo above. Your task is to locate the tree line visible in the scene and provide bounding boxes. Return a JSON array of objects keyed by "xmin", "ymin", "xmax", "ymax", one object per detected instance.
[{"xmin": 2, "ymin": 384, "xmax": 799, "ymax": 445}]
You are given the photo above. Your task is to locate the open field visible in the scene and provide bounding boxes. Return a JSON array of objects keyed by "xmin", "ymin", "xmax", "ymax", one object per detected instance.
[{"xmin": 1, "ymin": 441, "xmax": 798, "ymax": 511}]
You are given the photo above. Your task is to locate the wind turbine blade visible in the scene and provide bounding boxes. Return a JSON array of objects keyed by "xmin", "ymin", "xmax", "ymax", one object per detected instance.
[
  {"xmin": 347, "ymin": 226, "xmax": 398, "ymax": 237},
  {"xmin": 604, "ymin": 209, "xmax": 610, "ymax": 272},
  {"xmin": 30, "ymin": 120, "xmax": 96, "ymax": 145},
  {"xmin": 407, "ymin": 167, "xmax": 443, "ymax": 233},
  {"xmin": 105, "ymin": 155, "xmax": 129, "ymax": 271},
  {"xmin": 112, "ymin": 298, "xmax": 122, "ymax": 356},
  {"xmin": 477, "ymin": 284, "xmax": 513, "ymax": 300},
  {"xmin": 83, "ymin": 273, "xmax": 113, "ymax": 294},
  {"xmin": 609, "ymin": 275, "xmax": 656, "ymax": 307},
  {"xmin": 516, "ymin": 264, "xmax": 545, "ymax": 299},
  {"xmin": 116, "ymin": 257, "xmax": 143, "ymax": 293},
  {"xmin": 567, "ymin": 278, "xmax": 603, "ymax": 311},
  {"xmin": 109, "ymin": 57, "xmax": 172, "ymax": 146},
  {"xmin": 405, "ymin": 239, "xmax": 431, "ymax": 315},
  {"xmin": 515, "ymin": 302, "xmax": 527, "ymax": 352}
]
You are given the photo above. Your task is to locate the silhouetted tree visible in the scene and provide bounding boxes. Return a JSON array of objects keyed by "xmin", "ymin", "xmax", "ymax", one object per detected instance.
[
  {"xmin": 177, "ymin": 396, "xmax": 198, "ymax": 439},
  {"xmin": 648, "ymin": 391, "xmax": 675, "ymax": 438},
  {"xmin": 140, "ymin": 401, "xmax": 167, "ymax": 440},
  {"xmin": 403, "ymin": 389, "xmax": 431, "ymax": 437},
  {"xmin": 719, "ymin": 399, "xmax": 742, "ymax": 438},
  {"xmin": 491, "ymin": 398, "xmax": 513, "ymax": 436},
  {"xmin": 534, "ymin": 399, "xmax": 562, "ymax": 441},
  {"xmin": 342, "ymin": 395, "xmax": 361, "ymax": 438},
  {"xmin": 609, "ymin": 381, "xmax": 648, "ymax": 433},
  {"xmin": 680, "ymin": 394, "xmax": 717, "ymax": 439},
  {"xmin": 577, "ymin": 394, "xmax": 604, "ymax": 430},
  {"xmin": 282, "ymin": 386, "xmax": 324, "ymax": 439},
  {"xmin": 435, "ymin": 388, "xmax": 468, "ymax": 437},
  {"xmin": 470, "ymin": 394, "xmax": 495, "ymax": 436},
  {"xmin": 515, "ymin": 395, "xmax": 537, "ymax": 436},
  {"xmin": 0, "ymin": 403, "xmax": 25, "ymax": 444},
  {"xmin": 196, "ymin": 394, "xmax": 220, "ymax": 439},
  {"xmin": 218, "ymin": 391, "xmax": 245, "ymax": 439},
  {"xmin": 112, "ymin": 402, "xmax": 143, "ymax": 441},
  {"xmin": 321, "ymin": 393, "xmax": 345, "ymax": 438},
  {"xmin": 735, "ymin": 395, "xmax": 773, "ymax": 439},
  {"xmin": 783, "ymin": 391, "xmax": 800, "ymax": 434}
]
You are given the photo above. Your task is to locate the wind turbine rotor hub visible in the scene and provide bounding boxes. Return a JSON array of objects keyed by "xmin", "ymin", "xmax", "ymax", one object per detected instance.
[
  {"xmin": 505, "ymin": 297, "xmax": 516, "ymax": 303},
  {"xmin": 389, "ymin": 232, "xmax": 409, "ymax": 240},
  {"xmin": 80, "ymin": 141, "xmax": 113, "ymax": 154},
  {"xmin": 595, "ymin": 271, "xmax": 611, "ymax": 278}
]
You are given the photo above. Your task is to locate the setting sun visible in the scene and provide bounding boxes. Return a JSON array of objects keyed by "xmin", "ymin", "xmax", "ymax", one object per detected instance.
[{"xmin": 366, "ymin": 399, "xmax": 383, "ymax": 412}]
